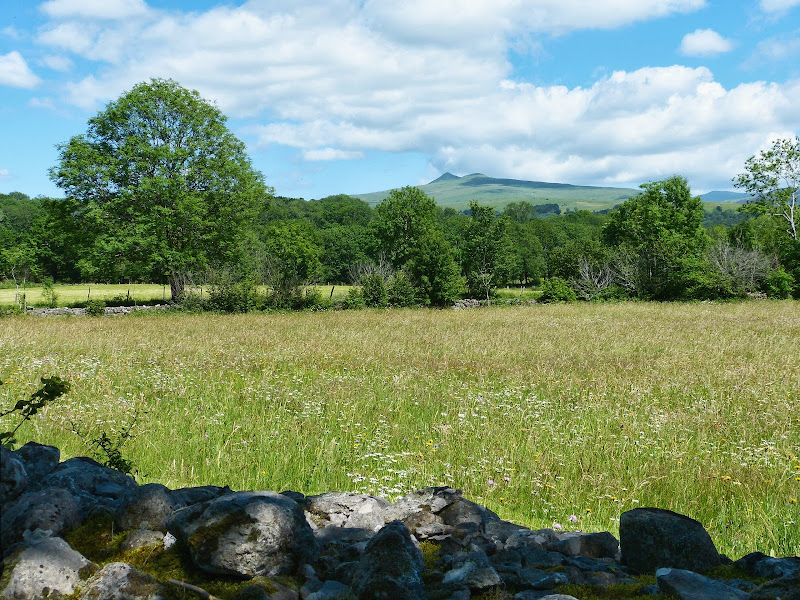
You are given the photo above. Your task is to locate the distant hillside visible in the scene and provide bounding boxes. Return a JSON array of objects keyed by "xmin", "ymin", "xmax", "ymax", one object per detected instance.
[
  {"xmin": 354, "ymin": 173, "xmax": 639, "ymax": 213},
  {"xmin": 353, "ymin": 173, "xmax": 752, "ymax": 213}
]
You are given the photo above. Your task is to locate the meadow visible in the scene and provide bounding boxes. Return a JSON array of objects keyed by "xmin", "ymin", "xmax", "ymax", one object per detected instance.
[{"xmin": 1, "ymin": 302, "xmax": 798, "ymax": 558}]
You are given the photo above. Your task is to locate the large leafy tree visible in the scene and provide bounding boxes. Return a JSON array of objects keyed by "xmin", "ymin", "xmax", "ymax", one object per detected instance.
[
  {"xmin": 461, "ymin": 201, "xmax": 516, "ymax": 301},
  {"xmin": 49, "ymin": 78, "xmax": 269, "ymax": 300},
  {"xmin": 603, "ymin": 176, "xmax": 708, "ymax": 299},
  {"xmin": 734, "ymin": 136, "xmax": 799, "ymax": 242}
]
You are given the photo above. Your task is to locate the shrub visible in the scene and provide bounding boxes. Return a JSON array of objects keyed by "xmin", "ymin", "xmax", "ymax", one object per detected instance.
[
  {"xmin": 85, "ymin": 299, "xmax": 106, "ymax": 316},
  {"xmin": 539, "ymin": 277, "xmax": 577, "ymax": 303},
  {"xmin": 41, "ymin": 278, "xmax": 59, "ymax": 308},
  {"xmin": 386, "ymin": 272, "xmax": 418, "ymax": 307},
  {"xmin": 762, "ymin": 267, "xmax": 794, "ymax": 299},
  {"xmin": 361, "ymin": 273, "xmax": 388, "ymax": 308},
  {"xmin": 206, "ymin": 280, "xmax": 264, "ymax": 313},
  {"xmin": 341, "ymin": 287, "xmax": 365, "ymax": 309}
]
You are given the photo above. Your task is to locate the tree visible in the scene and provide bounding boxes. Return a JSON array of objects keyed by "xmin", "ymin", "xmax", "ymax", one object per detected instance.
[
  {"xmin": 603, "ymin": 176, "xmax": 708, "ymax": 299},
  {"xmin": 461, "ymin": 201, "xmax": 515, "ymax": 301},
  {"xmin": 734, "ymin": 136, "xmax": 799, "ymax": 241},
  {"xmin": 49, "ymin": 78, "xmax": 269, "ymax": 301},
  {"xmin": 262, "ymin": 221, "xmax": 323, "ymax": 305}
]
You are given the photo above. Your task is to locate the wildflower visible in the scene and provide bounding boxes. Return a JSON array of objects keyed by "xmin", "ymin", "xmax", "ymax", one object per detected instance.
[
  {"xmin": 487, "ymin": 479, "xmax": 496, "ymax": 486},
  {"xmin": 569, "ymin": 514, "xmax": 578, "ymax": 523},
  {"xmin": 586, "ymin": 508, "xmax": 592, "ymax": 513},
  {"xmin": 553, "ymin": 522, "xmax": 563, "ymax": 530},
  {"xmin": 720, "ymin": 475, "xmax": 732, "ymax": 481}
]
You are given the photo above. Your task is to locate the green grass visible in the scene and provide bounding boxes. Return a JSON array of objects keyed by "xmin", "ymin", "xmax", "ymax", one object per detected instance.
[
  {"xmin": 0, "ymin": 283, "xmax": 352, "ymax": 307},
  {"xmin": 1, "ymin": 302, "xmax": 798, "ymax": 559}
]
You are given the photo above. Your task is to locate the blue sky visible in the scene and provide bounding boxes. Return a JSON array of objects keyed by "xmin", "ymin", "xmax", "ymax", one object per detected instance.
[{"xmin": 2, "ymin": 0, "xmax": 799, "ymax": 200}]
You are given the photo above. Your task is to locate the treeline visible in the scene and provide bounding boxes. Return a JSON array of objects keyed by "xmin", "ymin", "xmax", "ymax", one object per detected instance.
[{"xmin": 2, "ymin": 175, "xmax": 797, "ymax": 308}]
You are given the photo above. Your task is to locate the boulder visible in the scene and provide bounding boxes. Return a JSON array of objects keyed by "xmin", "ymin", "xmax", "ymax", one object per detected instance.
[
  {"xmin": 549, "ymin": 531, "xmax": 619, "ymax": 559},
  {"xmin": 620, "ymin": 507, "xmax": 722, "ymax": 573},
  {"xmin": 750, "ymin": 573, "xmax": 800, "ymax": 600},
  {"xmin": 32, "ymin": 457, "xmax": 138, "ymax": 515},
  {"xmin": 350, "ymin": 520, "xmax": 428, "ymax": 600},
  {"xmin": 305, "ymin": 492, "xmax": 389, "ymax": 532},
  {"xmin": 1, "ymin": 487, "xmax": 83, "ymax": 553},
  {"xmin": 167, "ymin": 490, "xmax": 318, "ymax": 577},
  {"xmin": 78, "ymin": 562, "xmax": 166, "ymax": 600},
  {"xmin": 735, "ymin": 552, "xmax": 800, "ymax": 580},
  {"xmin": 170, "ymin": 484, "xmax": 232, "ymax": 508},
  {"xmin": 0, "ymin": 446, "xmax": 27, "ymax": 505},
  {"xmin": 0, "ymin": 537, "xmax": 97, "ymax": 599},
  {"xmin": 120, "ymin": 529, "xmax": 166, "ymax": 551},
  {"xmin": 656, "ymin": 568, "xmax": 750, "ymax": 600},
  {"xmin": 115, "ymin": 483, "xmax": 175, "ymax": 531},
  {"xmin": 442, "ymin": 550, "xmax": 502, "ymax": 591},
  {"xmin": 12, "ymin": 442, "xmax": 60, "ymax": 485}
]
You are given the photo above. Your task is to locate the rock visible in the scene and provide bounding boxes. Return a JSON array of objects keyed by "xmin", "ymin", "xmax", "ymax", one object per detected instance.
[
  {"xmin": 32, "ymin": 457, "xmax": 139, "ymax": 515},
  {"xmin": 736, "ymin": 552, "xmax": 800, "ymax": 580},
  {"xmin": 12, "ymin": 442, "xmax": 60, "ymax": 484},
  {"xmin": 305, "ymin": 492, "xmax": 389, "ymax": 532},
  {"xmin": 516, "ymin": 547, "xmax": 565, "ymax": 569},
  {"xmin": 620, "ymin": 507, "xmax": 722, "ymax": 573},
  {"xmin": 305, "ymin": 580, "xmax": 350, "ymax": 600},
  {"xmin": 167, "ymin": 490, "xmax": 318, "ymax": 577},
  {"xmin": 350, "ymin": 520, "xmax": 428, "ymax": 600},
  {"xmin": 120, "ymin": 529, "xmax": 165, "ymax": 551},
  {"xmin": 1, "ymin": 487, "xmax": 83, "ymax": 553},
  {"xmin": 656, "ymin": 568, "xmax": 751, "ymax": 600},
  {"xmin": 115, "ymin": 483, "xmax": 175, "ymax": 531},
  {"xmin": 505, "ymin": 528, "xmax": 560, "ymax": 551},
  {"xmin": 750, "ymin": 573, "xmax": 800, "ymax": 600},
  {"xmin": 233, "ymin": 584, "xmax": 273, "ymax": 600},
  {"xmin": 439, "ymin": 498, "xmax": 501, "ymax": 531},
  {"xmin": 78, "ymin": 562, "xmax": 166, "ymax": 600},
  {"xmin": 383, "ymin": 487, "xmax": 462, "ymax": 529},
  {"xmin": 514, "ymin": 594, "xmax": 579, "ymax": 600},
  {"xmin": 0, "ymin": 537, "xmax": 97, "ymax": 599},
  {"xmin": 549, "ymin": 531, "xmax": 619, "ymax": 559},
  {"xmin": 442, "ymin": 550, "xmax": 502, "ymax": 591},
  {"xmin": 170, "ymin": 484, "xmax": 232, "ymax": 508},
  {"xmin": 0, "ymin": 446, "xmax": 27, "ymax": 505}
]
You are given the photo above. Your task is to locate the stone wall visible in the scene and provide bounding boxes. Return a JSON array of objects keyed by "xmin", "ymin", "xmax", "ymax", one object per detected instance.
[{"xmin": 1, "ymin": 442, "xmax": 798, "ymax": 600}]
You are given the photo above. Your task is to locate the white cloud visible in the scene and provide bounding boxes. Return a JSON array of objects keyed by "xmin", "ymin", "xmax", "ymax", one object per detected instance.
[
  {"xmin": 759, "ymin": 0, "xmax": 800, "ymax": 13},
  {"xmin": 39, "ymin": 0, "xmax": 150, "ymax": 20},
  {"xmin": 303, "ymin": 148, "xmax": 365, "ymax": 161},
  {"xmin": 30, "ymin": 0, "xmax": 800, "ymax": 192},
  {"xmin": 0, "ymin": 51, "xmax": 42, "ymax": 89},
  {"xmin": 747, "ymin": 32, "xmax": 800, "ymax": 64},
  {"xmin": 1, "ymin": 26, "xmax": 22, "ymax": 39},
  {"xmin": 680, "ymin": 29, "xmax": 734, "ymax": 56},
  {"xmin": 41, "ymin": 54, "xmax": 74, "ymax": 71},
  {"xmin": 0, "ymin": 169, "xmax": 11, "ymax": 180}
]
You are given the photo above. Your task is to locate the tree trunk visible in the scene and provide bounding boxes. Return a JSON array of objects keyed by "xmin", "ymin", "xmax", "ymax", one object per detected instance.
[{"xmin": 169, "ymin": 272, "xmax": 185, "ymax": 302}]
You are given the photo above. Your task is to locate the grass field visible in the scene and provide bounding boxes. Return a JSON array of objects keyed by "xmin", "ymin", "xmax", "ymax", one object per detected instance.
[
  {"xmin": 0, "ymin": 283, "xmax": 352, "ymax": 306},
  {"xmin": 1, "ymin": 302, "xmax": 797, "ymax": 558}
]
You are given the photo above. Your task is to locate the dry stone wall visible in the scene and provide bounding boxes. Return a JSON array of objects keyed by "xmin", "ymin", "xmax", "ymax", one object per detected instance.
[{"xmin": 1, "ymin": 442, "xmax": 798, "ymax": 600}]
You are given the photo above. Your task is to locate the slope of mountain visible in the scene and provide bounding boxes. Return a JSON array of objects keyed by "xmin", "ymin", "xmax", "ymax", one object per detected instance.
[{"xmin": 353, "ymin": 173, "xmax": 750, "ymax": 213}]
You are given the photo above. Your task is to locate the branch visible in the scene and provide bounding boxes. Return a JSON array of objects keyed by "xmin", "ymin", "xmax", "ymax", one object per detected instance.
[{"xmin": 167, "ymin": 580, "xmax": 220, "ymax": 600}]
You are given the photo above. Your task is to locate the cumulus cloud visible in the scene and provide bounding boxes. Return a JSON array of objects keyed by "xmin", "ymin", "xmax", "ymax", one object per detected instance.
[
  {"xmin": 41, "ymin": 54, "xmax": 74, "ymax": 71},
  {"xmin": 680, "ymin": 29, "xmax": 734, "ymax": 56},
  {"xmin": 39, "ymin": 0, "xmax": 150, "ymax": 20},
  {"xmin": 759, "ymin": 0, "xmax": 800, "ymax": 13},
  {"xmin": 30, "ymin": 0, "xmax": 800, "ymax": 191},
  {"xmin": 747, "ymin": 32, "xmax": 800, "ymax": 64},
  {"xmin": 0, "ymin": 168, "xmax": 11, "ymax": 180},
  {"xmin": 0, "ymin": 51, "xmax": 42, "ymax": 89}
]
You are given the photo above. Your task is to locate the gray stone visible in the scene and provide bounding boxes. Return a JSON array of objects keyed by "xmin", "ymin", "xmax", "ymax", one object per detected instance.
[
  {"xmin": 514, "ymin": 594, "xmax": 579, "ymax": 600},
  {"xmin": 517, "ymin": 547, "xmax": 565, "ymax": 569},
  {"xmin": 442, "ymin": 551, "xmax": 502, "ymax": 592},
  {"xmin": 33, "ymin": 457, "xmax": 138, "ymax": 515},
  {"xmin": 305, "ymin": 580, "xmax": 350, "ymax": 600},
  {"xmin": 505, "ymin": 528, "xmax": 560, "ymax": 551},
  {"xmin": 78, "ymin": 562, "xmax": 165, "ymax": 600},
  {"xmin": 550, "ymin": 531, "xmax": 619, "ymax": 559},
  {"xmin": 1, "ymin": 446, "xmax": 27, "ymax": 505},
  {"xmin": 0, "ymin": 537, "xmax": 97, "ymax": 599},
  {"xmin": 13, "ymin": 443, "xmax": 60, "ymax": 484},
  {"xmin": 116, "ymin": 483, "xmax": 175, "ymax": 531},
  {"xmin": 750, "ymin": 573, "xmax": 800, "ymax": 600},
  {"xmin": 167, "ymin": 490, "xmax": 318, "ymax": 577},
  {"xmin": 735, "ymin": 552, "xmax": 800, "ymax": 580},
  {"xmin": 656, "ymin": 568, "xmax": 751, "ymax": 600},
  {"xmin": 531, "ymin": 572, "xmax": 569, "ymax": 590},
  {"xmin": 169, "ymin": 484, "xmax": 232, "ymax": 508},
  {"xmin": 305, "ymin": 492, "xmax": 389, "ymax": 532},
  {"xmin": 1, "ymin": 487, "xmax": 83, "ymax": 553},
  {"xmin": 120, "ymin": 529, "xmax": 165, "ymax": 551},
  {"xmin": 439, "ymin": 498, "xmax": 501, "ymax": 530},
  {"xmin": 382, "ymin": 487, "xmax": 462, "ymax": 529},
  {"xmin": 350, "ymin": 520, "xmax": 427, "ymax": 600},
  {"xmin": 620, "ymin": 508, "xmax": 722, "ymax": 573}
]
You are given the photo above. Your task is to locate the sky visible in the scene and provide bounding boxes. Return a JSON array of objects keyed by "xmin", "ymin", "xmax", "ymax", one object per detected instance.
[{"xmin": 1, "ymin": 0, "xmax": 800, "ymax": 200}]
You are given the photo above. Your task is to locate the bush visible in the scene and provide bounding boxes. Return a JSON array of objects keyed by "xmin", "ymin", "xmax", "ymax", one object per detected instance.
[
  {"xmin": 85, "ymin": 299, "xmax": 106, "ymax": 316},
  {"xmin": 386, "ymin": 272, "xmax": 418, "ymax": 307},
  {"xmin": 341, "ymin": 287, "xmax": 365, "ymax": 309},
  {"xmin": 539, "ymin": 277, "xmax": 577, "ymax": 303},
  {"xmin": 291, "ymin": 287, "xmax": 330, "ymax": 311},
  {"xmin": 206, "ymin": 280, "xmax": 265, "ymax": 313},
  {"xmin": 41, "ymin": 278, "xmax": 59, "ymax": 308},
  {"xmin": 762, "ymin": 267, "xmax": 795, "ymax": 299},
  {"xmin": 361, "ymin": 273, "xmax": 388, "ymax": 308}
]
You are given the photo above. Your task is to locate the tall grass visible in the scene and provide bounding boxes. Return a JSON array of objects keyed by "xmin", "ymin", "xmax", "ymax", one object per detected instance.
[{"xmin": 1, "ymin": 301, "xmax": 797, "ymax": 557}]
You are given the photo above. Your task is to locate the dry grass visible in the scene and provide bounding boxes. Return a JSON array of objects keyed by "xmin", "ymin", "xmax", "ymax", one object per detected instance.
[{"xmin": 1, "ymin": 301, "xmax": 797, "ymax": 557}]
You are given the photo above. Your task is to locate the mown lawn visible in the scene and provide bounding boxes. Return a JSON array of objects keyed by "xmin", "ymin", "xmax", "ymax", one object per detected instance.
[{"xmin": 1, "ymin": 301, "xmax": 797, "ymax": 558}]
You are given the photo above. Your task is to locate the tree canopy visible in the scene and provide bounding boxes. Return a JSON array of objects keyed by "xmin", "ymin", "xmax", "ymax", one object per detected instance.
[{"xmin": 49, "ymin": 78, "xmax": 269, "ymax": 299}]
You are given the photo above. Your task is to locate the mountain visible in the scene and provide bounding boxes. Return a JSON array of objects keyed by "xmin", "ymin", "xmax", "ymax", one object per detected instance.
[
  {"xmin": 354, "ymin": 173, "xmax": 639, "ymax": 213},
  {"xmin": 353, "ymin": 173, "xmax": 752, "ymax": 213},
  {"xmin": 699, "ymin": 191, "xmax": 750, "ymax": 203}
]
